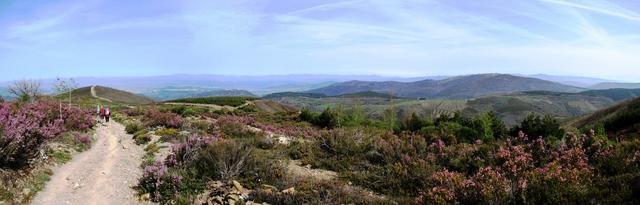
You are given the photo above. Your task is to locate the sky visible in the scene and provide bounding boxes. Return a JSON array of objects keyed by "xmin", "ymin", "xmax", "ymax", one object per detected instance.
[{"xmin": 1, "ymin": 0, "xmax": 640, "ymax": 81}]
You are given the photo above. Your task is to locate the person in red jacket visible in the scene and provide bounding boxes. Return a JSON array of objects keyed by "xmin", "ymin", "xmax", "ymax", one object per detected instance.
[{"xmin": 99, "ymin": 105, "xmax": 105, "ymax": 123}]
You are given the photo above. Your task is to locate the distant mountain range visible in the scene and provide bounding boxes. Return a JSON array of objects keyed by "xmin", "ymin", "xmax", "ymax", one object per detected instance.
[
  {"xmin": 589, "ymin": 82, "xmax": 640, "ymax": 90},
  {"xmin": 308, "ymin": 74, "xmax": 584, "ymax": 99},
  {"xmin": 0, "ymin": 74, "xmax": 637, "ymax": 100},
  {"xmin": 0, "ymin": 74, "xmax": 438, "ymax": 95},
  {"xmin": 523, "ymin": 74, "xmax": 617, "ymax": 88}
]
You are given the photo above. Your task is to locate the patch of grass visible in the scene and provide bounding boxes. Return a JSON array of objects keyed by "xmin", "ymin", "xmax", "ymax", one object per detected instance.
[
  {"xmin": 50, "ymin": 151, "xmax": 72, "ymax": 163},
  {"xmin": 33, "ymin": 172, "xmax": 51, "ymax": 192}
]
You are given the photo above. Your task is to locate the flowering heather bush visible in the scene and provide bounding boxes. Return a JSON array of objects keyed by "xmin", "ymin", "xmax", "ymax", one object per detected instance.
[
  {"xmin": 121, "ymin": 108, "xmax": 145, "ymax": 116},
  {"xmin": 138, "ymin": 135, "xmax": 221, "ymax": 203},
  {"xmin": 139, "ymin": 161, "xmax": 169, "ymax": 201},
  {"xmin": 73, "ymin": 132, "xmax": 91, "ymax": 145},
  {"xmin": 143, "ymin": 109, "xmax": 184, "ymax": 128},
  {"xmin": 169, "ymin": 134, "xmax": 219, "ymax": 166},
  {"xmin": 60, "ymin": 105, "xmax": 94, "ymax": 131},
  {"xmin": 0, "ymin": 101, "xmax": 94, "ymax": 168}
]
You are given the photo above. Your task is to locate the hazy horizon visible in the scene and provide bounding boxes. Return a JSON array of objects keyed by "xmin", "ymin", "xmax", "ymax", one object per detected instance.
[
  {"xmin": 2, "ymin": 0, "xmax": 640, "ymax": 81},
  {"xmin": 0, "ymin": 72, "xmax": 631, "ymax": 84}
]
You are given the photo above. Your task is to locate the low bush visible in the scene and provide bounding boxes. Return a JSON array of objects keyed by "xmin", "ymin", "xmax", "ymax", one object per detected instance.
[
  {"xmin": 122, "ymin": 108, "xmax": 145, "ymax": 116},
  {"xmin": 125, "ymin": 121, "xmax": 143, "ymax": 134},
  {"xmin": 0, "ymin": 101, "xmax": 94, "ymax": 169},
  {"xmin": 194, "ymin": 140, "xmax": 253, "ymax": 181},
  {"xmin": 510, "ymin": 113, "xmax": 564, "ymax": 141},
  {"xmin": 137, "ymin": 135, "xmax": 284, "ymax": 204},
  {"xmin": 188, "ymin": 119, "xmax": 211, "ymax": 133},
  {"xmin": 155, "ymin": 128, "xmax": 179, "ymax": 138},
  {"xmin": 252, "ymin": 178, "xmax": 395, "ymax": 205},
  {"xmin": 143, "ymin": 109, "xmax": 184, "ymax": 128},
  {"xmin": 133, "ymin": 130, "xmax": 152, "ymax": 145}
]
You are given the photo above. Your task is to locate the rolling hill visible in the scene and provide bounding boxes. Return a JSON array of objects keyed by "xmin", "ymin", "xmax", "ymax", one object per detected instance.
[
  {"xmin": 589, "ymin": 82, "xmax": 640, "ymax": 90},
  {"xmin": 309, "ymin": 74, "xmax": 583, "ymax": 99},
  {"xmin": 524, "ymin": 74, "xmax": 614, "ymax": 87},
  {"xmin": 580, "ymin": 88, "xmax": 640, "ymax": 101},
  {"xmin": 271, "ymin": 89, "xmax": 629, "ymax": 126},
  {"xmin": 193, "ymin": 89, "xmax": 256, "ymax": 98},
  {"xmin": 334, "ymin": 91, "xmax": 404, "ymax": 99},
  {"xmin": 252, "ymin": 99, "xmax": 298, "ymax": 113},
  {"xmin": 571, "ymin": 97, "xmax": 640, "ymax": 138},
  {"xmin": 263, "ymin": 92, "xmax": 327, "ymax": 99},
  {"xmin": 464, "ymin": 91, "xmax": 615, "ymax": 125},
  {"xmin": 141, "ymin": 86, "xmax": 256, "ymax": 101},
  {"xmin": 68, "ymin": 86, "xmax": 154, "ymax": 105}
]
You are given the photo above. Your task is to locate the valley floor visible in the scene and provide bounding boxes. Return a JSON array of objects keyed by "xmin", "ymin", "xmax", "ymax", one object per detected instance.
[{"xmin": 30, "ymin": 121, "xmax": 150, "ymax": 205}]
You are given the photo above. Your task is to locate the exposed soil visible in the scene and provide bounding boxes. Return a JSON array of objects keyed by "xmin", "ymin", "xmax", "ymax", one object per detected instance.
[{"xmin": 30, "ymin": 122, "xmax": 151, "ymax": 205}]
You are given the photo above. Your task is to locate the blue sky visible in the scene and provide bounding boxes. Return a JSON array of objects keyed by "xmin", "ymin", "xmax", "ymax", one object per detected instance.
[{"xmin": 1, "ymin": 0, "xmax": 640, "ymax": 81}]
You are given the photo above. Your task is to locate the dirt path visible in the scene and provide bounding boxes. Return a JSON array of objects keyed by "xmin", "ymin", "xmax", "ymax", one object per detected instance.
[
  {"xmin": 31, "ymin": 121, "xmax": 150, "ymax": 205},
  {"xmin": 90, "ymin": 86, "xmax": 113, "ymax": 102}
]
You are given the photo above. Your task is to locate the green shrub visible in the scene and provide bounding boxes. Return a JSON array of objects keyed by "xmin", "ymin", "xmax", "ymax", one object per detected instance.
[
  {"xmin": 315, "ymin": 107, "xmax": 341, "ymax": 128},
  {"xmin": 133, "ymin": 129, "xmax": 152, "ymax": 145},
  {"xmin": 510, "ymin": 113, "xmax": 564, "ymax": 140},
  {"xmin": 189, "ymin": 120, "xmax": 211, "ymax": 133},
  {"xmin": 125, "ymin": 121, "xmax": 144, "ymax": 134},
  {"xmin": 299, "ymin": 108, "xmax": 316, "ymax": 123},
  {"xmin": 194, "ymin": 140, "xmax": 253, "ymax": 181},
  {"xmin": 155, "ymin": 128, "xmax": 179, "ymax": 138}
]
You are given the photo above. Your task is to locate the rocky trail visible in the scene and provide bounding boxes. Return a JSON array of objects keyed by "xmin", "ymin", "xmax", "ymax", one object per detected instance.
[{"xmin": 30, "ymin": 121, "xmax": 150, "ymax": 205}]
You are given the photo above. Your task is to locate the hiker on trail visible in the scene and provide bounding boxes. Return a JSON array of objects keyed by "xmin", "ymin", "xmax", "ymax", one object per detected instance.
[
  {"xmin": 96, "ymin": 105, "xmax": 101, "ymax": 122},
  {"xmin": 105, "ymin": 106, "xmax": 111, "ymax": 123},
  {"xmin": 100, "ymin": 105, "xmax": 105, "ymax": 123}
]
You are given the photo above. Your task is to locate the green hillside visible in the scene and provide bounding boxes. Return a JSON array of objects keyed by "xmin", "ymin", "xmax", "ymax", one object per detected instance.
[
  {"xmin": 571, "ymin": 97, "xmax": 640, "ymax": 138},
  {"xmin": 580, "ymin": 88, "xmax": 640, "ymax": 101},
  {"xmin": 63, "ymin": 86, "xmax": 154, "ymax": 105},
  {"xmin": 166, "ymin": 96, "xmax": 258, "ymax": 107}
]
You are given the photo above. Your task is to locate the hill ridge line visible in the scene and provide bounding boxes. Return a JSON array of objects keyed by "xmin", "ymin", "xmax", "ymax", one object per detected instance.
[{"xmin": 91, "ymin": 85, "xmax": 113, "ymax": 103}]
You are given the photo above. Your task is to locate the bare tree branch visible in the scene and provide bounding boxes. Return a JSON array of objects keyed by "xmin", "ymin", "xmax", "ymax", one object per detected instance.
[{"xmin": 8, "ymin": 80, "xmax": 41, "ymax": 102}]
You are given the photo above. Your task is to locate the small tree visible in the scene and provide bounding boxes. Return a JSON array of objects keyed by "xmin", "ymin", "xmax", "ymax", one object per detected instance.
[
  {"xmin": 8, "ymin": 79, "xmax": 41, "ymax": 102},
  {"xmin": 382, "ymin": 107, "xmax": 399, "ymax": 132},
  {"xmin": 299, "ymin": 107, "xmax": 317, "ymax": 122},
  {"xmin": 53, "ymin": 77, "xmax": 77, "ymax": 107},
  {"xmin": 510, "ymin": 113, "xmax": 564, "ymax": 141},
  {"xmin": 317, "ymin": 107, "xmax": 341, "ymax": 128}
]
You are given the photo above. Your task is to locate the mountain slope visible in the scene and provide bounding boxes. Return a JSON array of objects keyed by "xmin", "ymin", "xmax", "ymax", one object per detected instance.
[
  {"xmin": 464, "ymin": 91, "xmax": 615, "ymax": 126},
  {"xmin": 525, "ymin": 74, "xmax": 613, "ymax": 87},
  {"xmin": 309, "ymin": 74, "xmax": 583, "ymax": 99},
  {"xmin": 589, "ymin": 82, "xmax": 640, "ymax": 90},
  {"xmin": 193, "ymin": 89, "xmax": 256, "ymax": 97},
  {"xmin": 68, "ymin": 86, "xmax": 154, "ymax": 105},
  {"xmin": 571, "ymin": 97, "xmax": 640, "ymax": 138},
  {"xmin": 263, "ymin": 92, "xmax": 327, "ymax": 99},
  {"xmin": 580, "ymin": 88, "xmax": 640, "ymax": 101}
]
